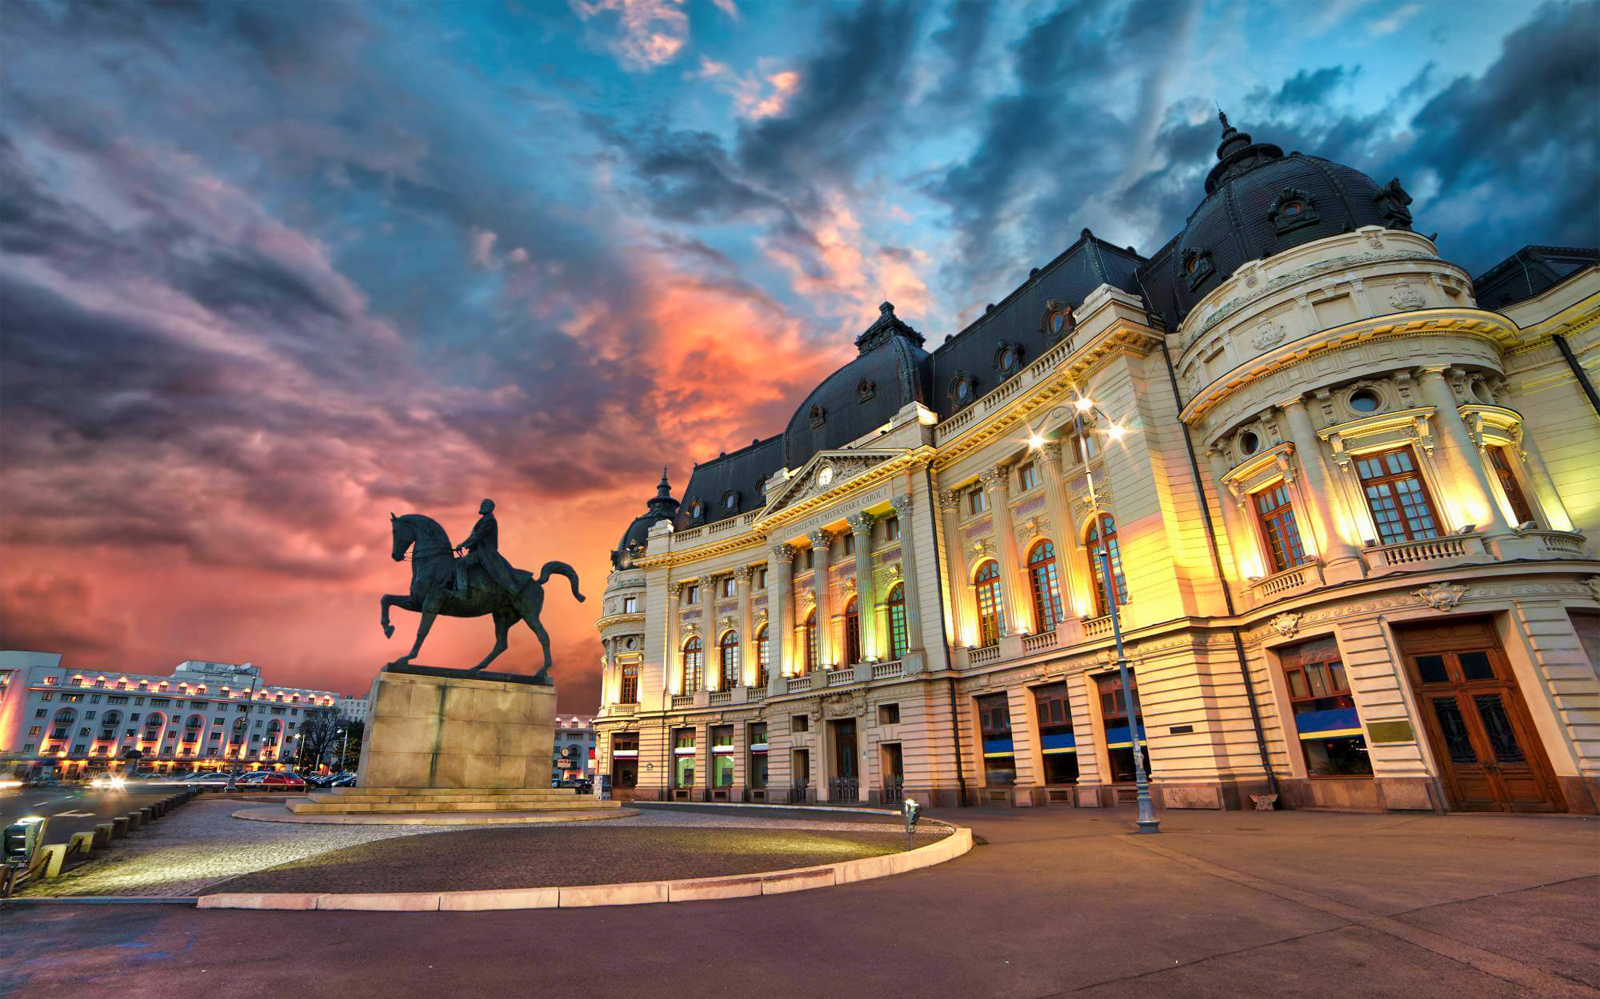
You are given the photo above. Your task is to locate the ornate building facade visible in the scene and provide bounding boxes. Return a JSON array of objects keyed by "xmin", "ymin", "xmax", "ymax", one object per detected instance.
[{"xmin": 593, "ymin": 116, "xmax": 1600, "ymax": 814}]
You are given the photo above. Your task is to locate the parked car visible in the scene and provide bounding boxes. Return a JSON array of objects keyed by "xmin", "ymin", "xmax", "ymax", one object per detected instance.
[
  {"xmin": 253, "ymin": 772, "xmax": 307, "ymax": 789},
  {"xmin": 21, "ymin": 774, "xmax": 60, "ymax": 788},
  {"xmin": 329, "ymin": 773, "xmax": 357, "ymax": 787}
]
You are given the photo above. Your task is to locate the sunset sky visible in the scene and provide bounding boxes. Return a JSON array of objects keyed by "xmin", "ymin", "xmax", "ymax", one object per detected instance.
[{"xmin": 2, "ymin": 0, "xmax": 1596, "ymax": 712}]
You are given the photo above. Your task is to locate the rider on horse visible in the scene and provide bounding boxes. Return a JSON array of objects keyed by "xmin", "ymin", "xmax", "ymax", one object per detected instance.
[{"xmin": 454, "ymin": 498, "xmax": 521, "ymax": 597}]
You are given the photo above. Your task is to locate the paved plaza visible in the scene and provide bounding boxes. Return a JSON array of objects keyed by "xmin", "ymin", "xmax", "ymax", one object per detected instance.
[{"xmin": 3, "ymin": 805, "xmax": 1596, "ymax": 998}]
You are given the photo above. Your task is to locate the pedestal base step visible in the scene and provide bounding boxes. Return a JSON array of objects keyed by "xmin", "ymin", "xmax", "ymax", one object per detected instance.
[{"xmin": 286, "ymin": 787, "xmax": 623, "ymax": 815}]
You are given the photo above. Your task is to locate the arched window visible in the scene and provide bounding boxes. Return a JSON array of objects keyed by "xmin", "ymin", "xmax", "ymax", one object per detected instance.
[
  {"xmin": 50, "ymin": 708, "xmax": 77, "ymax": 742},
  {"xmin": 843, "ymin": 597, "xmax": 862, "ymax": 666},
  {"xmin": 973, "ymin": 561, "xmax": 1006, "ymax": 647},
  {"xmin": 755, "ymin": 625, "xmax": 770, "ymax": 687},
  {"xmin": 141, "ymin": 712, "xmax": 164, "ymax": 743},
  {"xmin": 718, "ymin": 631, "xmax": 739, "ymax": 690},
  {"xmin": 98, "ymin": 710, "xmax": 122, "ymax": 742},
  {"xmin": 1028, "ymin": 541, "xmax": 1064, "ymax": 631},
  {"xmin": 803, "ymin": 611, "xmax": 819, "ymax": 674},
  {"xmin": 183, "ymin": 714, "xmax": 204, "ymax": 742},
  {"xmin": 885, "ymin": 583, "xmax": 908, "ymax": 660},
  {"xmin": 681, "ymin": 637, "xmax": 704, "ymax": 692},
  {"xmin": 1085, "ymin": 514, "xmax": 1128, "ymax": 615}
]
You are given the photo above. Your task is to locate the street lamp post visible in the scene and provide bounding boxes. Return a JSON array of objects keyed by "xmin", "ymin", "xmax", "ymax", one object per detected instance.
[
  {"xmin": 1043, "ymin": 396, "xmax": 1160, "ymax": 834},
  {"xmin": 337, "ymin": 728, "xmax": 350, "ymax": 773}
]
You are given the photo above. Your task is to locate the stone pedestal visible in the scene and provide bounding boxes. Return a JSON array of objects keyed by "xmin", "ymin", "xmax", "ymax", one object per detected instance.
[{"xmin": 357, "ymin": 665, "xmax": 556, "ymax": 790}]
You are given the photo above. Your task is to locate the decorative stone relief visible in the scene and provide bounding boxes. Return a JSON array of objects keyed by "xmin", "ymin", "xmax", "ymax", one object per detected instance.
[
  {"xmin": 1587, "ymin": 577, "xmax": 1600, "ymax": 603},
  {"xmin": 1269, "ymin": 613, "xmax": 1301, "ymax": 638},
  {"xmin": 1389, "ymin": 279, "xmax": 1426, "ymax": 311},
  {"xmin": 1250, "ymin": 320, "xmax": 1287, "ymax": 351},
  {"xmin": 1413, "ymin": 582, "xmax": 1468, "ymax": 611}
]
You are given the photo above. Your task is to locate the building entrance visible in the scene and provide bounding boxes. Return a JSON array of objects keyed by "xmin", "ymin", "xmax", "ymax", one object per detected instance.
[
  {"xmin": 1396, "ymin": 618, "xmax": 1564, "ymax": 812},
  {"xmin": 829, "ymin": 718, "xmax": 858, "ymax": 803}
]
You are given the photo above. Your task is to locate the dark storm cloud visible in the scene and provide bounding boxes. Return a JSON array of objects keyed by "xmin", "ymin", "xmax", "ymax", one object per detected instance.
[
  {"xmin": 928, "ymin": 1, "xmax": 993, "ymax": 107},
  {"xmin": 1270, "ymin": 67, "xmax": 1360, "ymax": 107},
  {"xmin": 590, "ymin": 120, "xmax": 787, "ymax": 223}
]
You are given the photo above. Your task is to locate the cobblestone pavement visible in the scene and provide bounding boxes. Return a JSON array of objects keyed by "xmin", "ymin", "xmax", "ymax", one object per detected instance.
[{"xmin": 20, "ymin": 799, "xmax": 941, "ymax": 897}]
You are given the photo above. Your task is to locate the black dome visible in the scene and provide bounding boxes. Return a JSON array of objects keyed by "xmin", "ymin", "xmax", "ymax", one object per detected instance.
[
  {"xmin": 1137, "ymin": 112, "xmax": 1416, "ymax": 332},
  {"xmin": 612, "ymin": 469, "xmax": 678, "ymax": 568},
  {"xmin": 782, "ymin": 302, "xmax": 932, "ymax": 469}
]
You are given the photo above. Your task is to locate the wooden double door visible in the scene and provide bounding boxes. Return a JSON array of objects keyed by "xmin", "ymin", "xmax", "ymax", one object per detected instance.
[{"xmin": 1397, "ymin": 619, "xmax": 1565, "ymax": 812}]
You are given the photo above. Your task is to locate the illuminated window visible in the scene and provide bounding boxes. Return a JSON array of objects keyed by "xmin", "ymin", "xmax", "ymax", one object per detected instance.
[
  {"xmin": 681, "ymin": 638, "xmax": 704, "ymax": 692},
  {"xmin": 1085, "ymin": 515, "xmax": 1128, "ymax": 614},
  {"xmin": 755, "ymin": 626, "xmax": 769, "ymax": 687},
  {"xmin": 1095, "ymin": 672, "xmax": 1150, "ymax": 783},
  {"xmin": 622, "ymin": 596, "xmax": 638, "ymax": 614},
  {"xmin": 718, "ymin": 631, "xmax": 739, "ymax": 690},
  {"xmin": 885, "ymin": 583, "xmax": 908, "ymax": 660},
  {"xmin": 619, "ymin": 664, "xmax": 639, "ymax": 704},
  {"xmin": 976, "ymin": 692, "xmax": 1015, "ymax": 786},
  {"xmin": 843, "ymin": 597, "xmax": 862, "ymax": 665},
  {"xmin": 685, "ymin": 584, "xmax": 700, "ymax": 605},
  {"xmin": 1253, "ymin": 483, "xmax": 1309, "ymax": 573},
  {"xmin": 1487, "ymin": 447, "xmax": 1535, "ymax": 525},
  {"xmin": 1356, "ymin": 447, "xmax": 1439, "ymax": 543},
  {"xmin": 1017, "ymin": 462, "xmax": 1041, "ymax": 492},
  {"xmin": 884, "ymin": 515, "xmax": 901, "ymax": 541},
  {"xmin": 1279, "ymin": 637, "xmax": 1371, "ymax": 777},
  {"xmin": 969, "ymin": 488, "xmax": 989, "ymax": 515},
  {"xmin": 721, "ymin": 578, "xmax": 736, "ymax": 598},
  {"xmin": 1033, "ymin": 682, "xmax": 1078, "ymax": 784},
  {"xmin": 803, "ymin": 611, "xmax": 819, "ymax": 674},
  {"xmin": 973, "ymin": 561, "xmax": 1006, "ymax": 647},
  {"xmin": 1027, "ymin": 540, "xmax": 1064, "ymax": 630}
]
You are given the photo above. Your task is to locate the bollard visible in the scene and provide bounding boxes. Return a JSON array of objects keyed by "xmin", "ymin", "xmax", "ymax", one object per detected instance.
[
  {"xmin": 40, "ymin": 843, "xmax": 68, "ymax": 878},
  {"xmin": 124, "ymin": 811, "xmax": 142, "ymax": 831},
  {"xmin": 69, "ymin": 831, "xmax": 95, "ymax": 855},
  {"xmin": 111, "ymin": 816, "xmax": 130, "ymax": 838},
  {"xmin": 140, "ymin": 807, "xmax": 154, "ymax": 824},
  {"xmin": 94, "ymin": 822, "xmax": 114, "ymax": 847}
]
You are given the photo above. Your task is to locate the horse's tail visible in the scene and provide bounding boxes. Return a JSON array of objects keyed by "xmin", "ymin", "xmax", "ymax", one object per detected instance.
[{"xmin": 536, "ymin": 561, "xmax": 585, "ymax": 603}]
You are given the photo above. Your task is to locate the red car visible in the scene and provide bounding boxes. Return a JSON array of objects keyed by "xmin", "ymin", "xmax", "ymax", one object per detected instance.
[{"xmin": 253, "ymin": 772, "xmax": 308, "ymax": 789}]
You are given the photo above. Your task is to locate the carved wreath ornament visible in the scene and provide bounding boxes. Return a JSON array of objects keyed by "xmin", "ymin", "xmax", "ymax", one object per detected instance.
[
  {"xmin": 1250, "ymin": 320, "xmax": 1287, "ymax": 351},
  {"xmin": 1269, "ymin": 612, "xmax": 1301, "ymax": 638},
  {"xmin": 1413, "ymin": 582, "xmax": 1468, "ymax": 611}
]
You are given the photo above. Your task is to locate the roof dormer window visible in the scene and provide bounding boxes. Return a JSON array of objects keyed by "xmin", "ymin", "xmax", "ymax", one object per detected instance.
[
  {"xmin": 1269, "ymin": 188, "xmax": 1319, "ymax": 236},
  {"xmin": 949, "ymin": 372, "xmax": 977, "ymax": 408},
  {"xmin": 1181, "ymin": 249, "xmax": 1216, "ymax": 291}
]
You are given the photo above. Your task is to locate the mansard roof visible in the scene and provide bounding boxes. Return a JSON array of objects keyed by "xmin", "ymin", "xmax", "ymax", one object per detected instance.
[
  {"xmin": 1472, "ymin": 245, "xmax": 1600, "ymax": 311},
  {"xmin": 674, "ymin": 434, "xmax": 785, "ymax": 531}
]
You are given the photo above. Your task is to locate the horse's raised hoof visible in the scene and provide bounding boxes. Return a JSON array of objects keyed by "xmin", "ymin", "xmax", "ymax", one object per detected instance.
[{"xmin": 382, "ymin": 623, "xmax": 395, "ymax": 639}]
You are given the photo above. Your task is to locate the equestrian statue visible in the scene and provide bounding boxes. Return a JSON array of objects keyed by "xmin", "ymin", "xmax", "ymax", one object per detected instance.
[{"xmin": 381, "ymin": 499, "xmax": 584, "ymax": 679}]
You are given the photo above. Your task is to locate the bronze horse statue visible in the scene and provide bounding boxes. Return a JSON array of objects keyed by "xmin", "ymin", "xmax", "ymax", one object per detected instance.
[{"xmin": 381, "ymin": 513, "xmax": 583, "ymax": 679}]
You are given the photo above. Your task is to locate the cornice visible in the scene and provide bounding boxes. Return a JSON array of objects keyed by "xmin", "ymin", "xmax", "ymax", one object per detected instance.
[{"xmin": 1178, "ymin": 309, "xmax": 1519, "ymax": 424}]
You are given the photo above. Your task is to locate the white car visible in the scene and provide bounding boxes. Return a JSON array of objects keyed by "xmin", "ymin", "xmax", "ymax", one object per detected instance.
[{"xmin": 89, "ymin": 775, "xmax": 127, "ymax": 791}]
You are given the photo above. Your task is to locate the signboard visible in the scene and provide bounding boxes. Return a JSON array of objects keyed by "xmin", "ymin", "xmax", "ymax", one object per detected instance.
[{"xmin": 556, "ymin": 758, "xmax": 573, "ymax": 769}]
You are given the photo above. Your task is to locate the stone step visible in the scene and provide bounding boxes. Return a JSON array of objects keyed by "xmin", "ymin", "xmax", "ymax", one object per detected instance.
[
  {"xmin": 309, "ymin": 791, "xmax": 585, "ymax": 805},
  {"xmin": 333, "ymin": 787, "xmax": 586, "ymax": 797},
  {"xmin": 286, "ymin": 798, "xmax": 622, "ymax": 814}
]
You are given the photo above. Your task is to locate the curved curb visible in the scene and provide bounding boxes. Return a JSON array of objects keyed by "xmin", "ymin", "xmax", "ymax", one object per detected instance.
[
  {"xmin": 230, "ymin": 805, "xmax": 639, "ymax": 826},
  {"xmin": 195, "ymin": 824, "xmax": 973, "ymax": 911}
]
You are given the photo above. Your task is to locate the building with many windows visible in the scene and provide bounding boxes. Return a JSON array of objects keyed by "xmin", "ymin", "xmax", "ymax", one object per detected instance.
[
  {"xmin": 552, "ymin": 714, "xmax": 596, "ymax": 784},
  {"xmin": 593, "ymin": 115, "xmax": 1600, "ymax": 815},
  {"xmin": 0, "ymin": 651, "xmax": 343, "ymax": 775}
]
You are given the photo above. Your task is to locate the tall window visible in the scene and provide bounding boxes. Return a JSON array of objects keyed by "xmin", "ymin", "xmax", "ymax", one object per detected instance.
[
  {"xmin": 619, "ymin": 664, "xmax": 639, "ymax": 704},
  {"xmin": 710, "ymin": 725, "xmax": 734, "ymax": 788},
  {"xmin": 673, "ymin": 728, "xmax": 695, "ymax": 788},
  {"xmin": 1027, "ymin": 540, "xmax": 1064, "ymax": 631},
  {"xmin": 1017, "ymin": 461, "xmax": 1041, "ymax": 491},
  {"xmin": 843, "ymin": 533, "xmax": 856, "ymax": 556},
  {"xmin": 1085, "ymin": 515, "xmax": 1128, "ymax": 615},
  {"xmin": 612, "ymin": 733, "xmax": 638, "ymax": 788},
  {"xmin": 884, "ymin": 515, "xmax": 901, "ymax": 541},
  {"xmin": 973, "ymin": 561, "xmax": 1006, "ymax": 647},
  {"xmin": 803, "ymin": 611, "xmax": 819, "ymax": 673},
  {"xmin": 968, "ymin": 488, "xmax": 989, "ymax": 515},
  {"xmin": 718, "ymin": 632, "xmax": 739, "ymax": 690},
  {"xmin": 1356, "ymin": 447, "xmax": 1440, "ymax": 543},
  {"xmin": 976, "ymin": 692, "xmax": 1015, "ymax": 786},
  {"xmin": 681, "ymin": 637, "xmax": 703, "ymax": 692},
  {"xmin": 755, "ymin": 626, "xmax": 769, "ymax": 687},
  {"xmin": 885, "ymin": 583, "xmax": 908, "ymax": 660},
  {"xmin": 1279, "ymin": 636, "xmax": 1371, "ymax": 776},
  {"xmin": 1070, "ymin": 423, "xmax": 1100, "ymax": 464},
  {"xmin": 747, "ymin": 722, "xmax": 768, "ymax": 790},
  {"xmin": 843, "ymin": 597, "xmax": 862, "ymax": 665},
  {"xmin": 622, "ymin": 595, "xmax": 638, "ymax": 613},
  {"xmin": 1487, "ymin": 446, "xmax": 1535, "ymax": 525},
  {"xmin": 1033, "ymin": 682, "xmax": 1078, "ymax": 784},
  {"xmin": 1095, "ymin": 672, "xmax": 1149, "ymax": 783},
  {"xmin": 1253, "ymin": 483, "xmax": 1309, "ymax": 573},
  {"xmin": 685, "ymin": 583, "xmax": 700, "ymax": 604}
]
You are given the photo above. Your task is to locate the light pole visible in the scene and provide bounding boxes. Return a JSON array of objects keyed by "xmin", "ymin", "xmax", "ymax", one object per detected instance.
[
  {"xmin": 337, "ymin": 728, "xmax": 350, "ymax": 773},
  {"xmin": 1034, "ymin": 396, "xmax": 1160, "ymax": 834}
]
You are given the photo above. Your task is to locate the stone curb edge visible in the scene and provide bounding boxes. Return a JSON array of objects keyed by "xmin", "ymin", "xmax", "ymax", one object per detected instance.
[
  {"xmin": 230, "ymin": 805, "xmax": 640, "ymax": 826},
  {"xmin": 195, "ymin": 825, "xmax": 973, "ymax": 912}
]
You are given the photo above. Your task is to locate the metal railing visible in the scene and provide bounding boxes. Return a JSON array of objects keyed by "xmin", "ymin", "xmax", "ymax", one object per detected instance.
[
  {"xmin": 881, "ymin": 775, "xmax": 904, "ymax": 805},
  {"xmin": 829, "ymin": 778, "xmax": 860, "ymax": 803}
]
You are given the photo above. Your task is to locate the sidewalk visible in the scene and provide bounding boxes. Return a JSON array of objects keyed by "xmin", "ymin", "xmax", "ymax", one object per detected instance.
[{"xmin": 3, "ymin": 806, "xmax": 1596, "ymax": 998}]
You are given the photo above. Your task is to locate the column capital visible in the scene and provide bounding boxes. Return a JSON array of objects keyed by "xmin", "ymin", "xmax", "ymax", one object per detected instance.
[
  {"xmin": 806, "ymin": 528, "xmax": 832, "ymax": 548},
  {"xmin": 847, "ymin": 511, "xmax": 875, "ymax": 534},
  {"xmin": 666, "ymin": 582, "xmax": 682, "ymax": 595},
  {"xmin": 1039, "ymin": 440, "xmax": 1065, "ymax": 466},
  {"xmin": 938, "ymin": 489, "xmax": 963, "ymax": 512},
  {"xmin": 733, "ymin": 565, "xmax": 754, "ymax": 582},
  {"xmin": 770, "ymin": 543, "xmax": 796, "ymax": 563},
  {"xmin": 979, "ymin": 467, "xmax": 1007, "ymax": 491},
  {"xmin": 890, "ymin": 493, "xmax": 913, "ymax": 514},
  {"xmin": 1274, "ymin": 395, "xmax": 1308, "ymax": 413}
]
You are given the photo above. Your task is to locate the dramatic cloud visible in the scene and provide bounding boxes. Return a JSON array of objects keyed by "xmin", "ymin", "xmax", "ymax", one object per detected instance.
[{"xmin": 2, "ymin": 0, "xmax": 1593, "ymax": 710}]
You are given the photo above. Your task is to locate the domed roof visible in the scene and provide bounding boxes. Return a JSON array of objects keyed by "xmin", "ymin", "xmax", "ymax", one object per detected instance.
[
  {"xmin": 781, "ymin": 302, "xmax": 933, "ymax": 469},
  {"xmin": 612, "ymin": 469, "xmax": 678, "ymax": 568},
  {"xmin": 1137, "ymin": 112, "xmax": 1417, "ymax": 331}
]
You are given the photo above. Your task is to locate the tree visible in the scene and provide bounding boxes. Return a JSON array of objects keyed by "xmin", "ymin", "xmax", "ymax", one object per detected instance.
[
  {"xmin": 294, "ymin": 709, "xmax": 342, "ymax": 771},
  {"xmin": 336, "ymin": 721, "xmax": 364, "ymax": 772}
]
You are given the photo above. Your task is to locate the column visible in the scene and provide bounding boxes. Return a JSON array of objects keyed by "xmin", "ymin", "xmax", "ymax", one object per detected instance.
[
  {"xmin": 889, "ymin": 493, "xmax": 925, "ymax": 651},
  {"xmin": 808, "ymin": 529, "xmax": 834, "ymax": 668},
  {"xmin": 664, "ymin": 583, "xmax": 681, "ymax": 695},
  {"xmin": 981, "ymin": 466, "xmax": 1033, "ymax": 635},
  {"xmin": 1280, "ymin": 398, "xmax": 1364, "ymax": 577},
  {"xmin": 848, "ymin": 512, "xmax": 877, "ymax": 660},
  {"xmin": 1418, "ymin": 367, "xmax": 1514, "ymax": 535},
  {"xmin": 736, "ymin": 566, "xmax": 755, "ymax": 687},
  {"xmin": 939, "ymin": 489, "xmax": 971, "ymax": 646},
  {"xmin": 1205, "ymin": 446, "xmax": 1262, "ymax": 580},
  {"xmin": 1038, "ymin": 441, "xmax": 1087, "ymax": 620},
  {"xmin": 768, "ymin": 544, "xmax": 795, "ymax": 684}
]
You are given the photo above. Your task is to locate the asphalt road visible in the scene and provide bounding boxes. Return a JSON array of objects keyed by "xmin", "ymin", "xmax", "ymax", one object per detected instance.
[
  {"xmin": 0, "ymin": 784, "xmax": 182, "ymax": 843},
  {"xmin": 3, "ymin": 807, "xmax": 1595, "ymax": 999}
]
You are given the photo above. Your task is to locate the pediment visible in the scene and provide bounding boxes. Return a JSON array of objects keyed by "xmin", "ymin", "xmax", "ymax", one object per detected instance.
[{"xmin": 761, "ymin": 449, "xmax": 900, "ymax": 516}]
